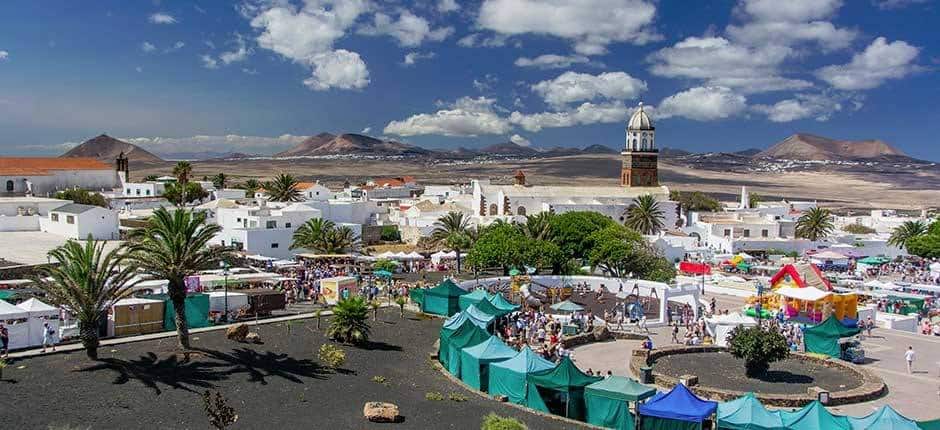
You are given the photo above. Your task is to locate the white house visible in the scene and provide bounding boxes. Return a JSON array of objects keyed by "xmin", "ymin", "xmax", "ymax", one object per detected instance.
[
  {"xmin": 0, "ymin": 157, "xmax": 121, "ymax": 197},
  {"xmin": 256, "ymin": 182, "xmax": 331, "ymax": 202},
  {"xmin": 40, "ymin": 203, "xmax": 120, "ymax": 240},
  {"xmin": 0, "ymin": 196, "xmax": 72, "ymax": 232},
  {"xmin": 122, "ymin": 181, "xmax": 166, "ymax": 198},
  {"xmin": 210, "ymin": 200, "xmax": 323, "ymax": 259}
]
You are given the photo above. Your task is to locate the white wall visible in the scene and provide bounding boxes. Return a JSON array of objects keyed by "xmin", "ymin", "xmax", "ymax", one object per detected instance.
[
  {"xmin": 0, "ymin": 215, "xmax": 42, "ymax": 231},
  {"xmin": 1, "ymin": 170, "xmax": 120, "ymax": 196},
  {"xmin": 40, "ymin": 207, "xmax": 119, "ymax": 240}
]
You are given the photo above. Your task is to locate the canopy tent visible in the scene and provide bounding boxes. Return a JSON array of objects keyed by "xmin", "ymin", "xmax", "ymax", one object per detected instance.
[
  {"xmin": 550, "ymin": 300, "xmax": 585, "ymax": 313},
  {"xmin": 473, "ymin": 296, "xmax": 511, "ymax": 318},
  {"xmin": 804, "ymin": 315, "xmax": 860, "ymax": 358},
  {"xmin": 919, "ymin": 419, "xmax": 940, "ymax": 430},
  {"xmin": 779, "ymin": 401, "xmax": 851, "ymax": 430},
  {"xmin": 443, "ymin": 306, "xmax": 493, "ymax": 331},
  {"xmin": 705, "ymin": 313, "xmax": 757, "ymax": 347},
  {"xmin": 848, "ymin": 405, "xmax": 919, "ymax": 430},
  {"xmin": 142, "ymin": 293, "xmax": 211, "ymax": 331},
  {"xmin": 430, "ymin": 250, "xmax": 458, "ymax": 264},
  {"xmin": 638, "ymin": 383, "xmax": 717, "ymax": 430},
  {"xmin": 438, "ymin": 318, "xmax": 489, "ymax": 376},
  {"xmin": 409, "ymin": 288, "xmax": 425, "ymax": 309},
  {"xmin": 769, "ymin": 263, "xmax": 832, "ymax": 291},
  {"xmin": 489, "ymin": 293, "xmax": 520, "ymax": 313},
  {"xmin": 459, "ymin": 336, "xmax": 517, "ymax": 391},
  {"xmin": 776, "ymin": 286, "xmax": 832, "ymax": 302},
  {"xmin": 585, "ymin": 376, "xmax": 656, "ymax": 430},
  {"xmin": 524, "ymin": 356, "xmax": 603, "ymax": 420},
  {"xmin": 509, "ymin": 268, "xmax": 522, "ymax": 276},
  {"xmin": 420, "ymin": 279, "xmax": 468, "ymax": 316},
  {"xmin": 0, "ymin": 299, "xmax": 30, "ymax": 350},
  {"xmin": 858, "ymin": 256, "xmax": 891, "ymax": 265},
  {"xmin": 373, "ymin": 269, "xmax": 394, "ymax": 278},
  {"xmin": 405, "ymin": 251, "xmax": 425, "ymax": 260},
  {"xmin": 17, "ymin": 298, "xmax": 60, "ymax": 348},
  {"xmin": 488, "ymin": 346, "xmax": 556, "ymax": 404},
  {"xmin": 679, "ymin": 261, "xmax": 712, "ymax": 275},
  {"xmin": 716, "ymin": 393, "xmax": 785, "ymax": 430},
  {"xmin": 459, "ymin": 289, "xmax": 494, "ymax": 312}
]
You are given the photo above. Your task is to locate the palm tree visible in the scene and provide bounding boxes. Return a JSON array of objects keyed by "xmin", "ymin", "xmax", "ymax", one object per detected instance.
[
  {"xmin": 624, "ymin": 194, "xmax": 665, "ymax": 235},
  {"xmin": 291, "ymin": 218, "xmax": 337, "ymax": 252},
  {"xmin": 125, "ymin": 208, "xmax": 226, "ymax": 349},
  {"xmin": 889, "ymin": 220, "xmax": 928, "ymax": 250},
  {"xmin": 263, "ymin": 173, "xmax": 302, "ymax": 202},
  {"xmin": 173, "ymin": 161, "xmax": 193, "ymax": 184},
  {"xmin": 795, "ymin": 207, "xmax": 835, "ymax": 241},
  {"xmin": 321, "ymin": 225, "xmax": 359, "ymax": 254},
  {"xmin": 241, "ymin": 179, "xmax": 261, "ymax": 198},
  {"xmin": 431, "ymin": 211, "xmax": 472, "ymax": 273},
  {"xmin": 519, "ymin": 212, "xmax": 554, "ymax": 241},
  {"xmin": 328, "ymin": 296, "xmax": 371, "ymax": 344},
  {"xmin": 212, "ymin": 173, "xmax": 227, "ymax": 190},
  {"xmin": 39, "ymin": 238, "xmax": 138, "ymax": 359}
]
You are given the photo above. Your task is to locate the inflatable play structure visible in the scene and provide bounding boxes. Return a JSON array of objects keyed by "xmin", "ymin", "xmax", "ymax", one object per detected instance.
[{"xmin": 745, "ymin": 263, "xmax": 859, "ymax": 325}]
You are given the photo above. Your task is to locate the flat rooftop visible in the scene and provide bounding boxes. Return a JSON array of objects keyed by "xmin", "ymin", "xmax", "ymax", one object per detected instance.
[{"xmin": 0, "ymin": 232, "xmax": 123, "ymax": 266}]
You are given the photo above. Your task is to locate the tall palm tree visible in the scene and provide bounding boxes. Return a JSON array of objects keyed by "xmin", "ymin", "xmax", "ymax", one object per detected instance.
[
  {"xmin": 889, "ymin": 220, "xmax": 928, "ymax": 250},
  {"xmin": 241, "ymin": 179, "xmax": 261, "ymax": 198},
  {"xmin": 624, "ymin": 194, "xmax": 665, "ymax": 235},
  {"xmin": 125, "ymin": 208, "xmax": 226, "ymax": 349},
  {"xmin": 291, "ymin": 218, "xmax": 337, "ymax": 252},
  {"xmin": 519, "ymin": 212, "xmax": 554, "ymax": 241},
  {"xmin": 431, "ymin": 211, "xmax": 471, "ymax": 273},
  {"xmin": 264, "ymin": 173, "xmax": 302, "ymax": 202},
  {"xmin": 322, "ymin": 225, "xmax": 359, "ymax": 254},
  {"xmin": 212, "ymin": 173, "xmax": 227, "ymax": 190},
  {"xmin": 39, "ymin": 238, "xmax": 138, "ymax": 359},
  {"xmin": 173, "ymin": 161, "xmax": 193, "ymax": 184},
  {"xmin": 795, "ymin": 207, "xmax": 835, "ymax": 241}
]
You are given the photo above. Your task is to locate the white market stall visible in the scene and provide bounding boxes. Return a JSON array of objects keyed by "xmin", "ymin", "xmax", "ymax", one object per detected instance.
[
  {"xmin": 206, "ymin": 291, "xmax": 250, "ymax": 315},
  {"xmin": 705, "ymin": 313, "xmax": 757, "ymax": 347},
  {"xmin": 17, "ymin": 298, "xmax": 60, "ymax": 347},
  {"xmin": 0, "ymin": 299, "xmax": 30, "ymax": 350}
]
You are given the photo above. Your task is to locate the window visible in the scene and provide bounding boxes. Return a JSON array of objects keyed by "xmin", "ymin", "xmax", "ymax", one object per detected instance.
[
  {"xmin": 516, "ymin": 206, "xmax": 526, "ymax": 216},
  {"xmin": 66, "ymin": 215, "xmax": 75, "ymax": 224},
  {"xmin": 743, "ymin": 229, "xmax": 750, "ymax": 238},
  {"xmin": 266, "ymin": 220, "xmax": 276, "ymax": 229},
  {"xmin": 285, "ymin": 222, "xmax": 292, "ymax": 228},
  {"xmin": 145, "ymin": 190, "xmax": 151, "ymax": 196},
  {"xmin": 761, "ymin": 229, "xmax": 769, "ymax": 238},
  {"xmin": 135, "ymin": 189, "xmax": 140, "ymax": 196},
  {"xmin": 126, "ymin": 189, "xmax": 131, "ymax": 195},
  {"xmin": 5, "ymin": 180, "xmax": 12, "ymax": 192},
  {"xmin": 489, "ymin": 203, "xmax": 498, "ymax": 216},
  {"xmin": 271, "ymin": 243, "xmax": 279, "ymax": 249},
  {"xmin": 51, "ymin": 213, "xmax": 59, "ymax": 222},
  {"xmin": 723, "ymin": 229, "xmax": 731, "ymax": 237}
]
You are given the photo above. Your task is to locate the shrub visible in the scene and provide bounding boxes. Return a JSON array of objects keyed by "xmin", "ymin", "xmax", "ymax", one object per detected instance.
[
  {"xmin": 55, "ymin": 189, "xmax": 108, "ymax": 208},
  {"xmin": 327, "ymin": 296, "xmax": 371, "ymax": 344},
  {"xmin": 380, "ymin": 225, "xmax": 401, "ymax": 242},
  {"xmin": 317, "ymin": 344, "xmax": 346, "ymax": 369},
  {"xmin": 202, "ymin": 390, "xmax": 238, "ymax": 430},
  {"xmin": 425, "ymin": 391, "xmax": 445, "ymax": 401},
  {"xmin": 843, "ymin": 223, "xmax": 876, "ymax": 234},
  {"xmin": 448, "ymin": 392, "xmax": 468, "ymax": 402},
  {"xmin": 481, "ymin": 413, "xmax": 528, "ymax": 430},
  {"xmin": 727, "ymin": 325, "xmax": 789, "ymax": 377},
  {"xmin": 371, "ymin": 375, "xmax": 388, "ymax": 384}
]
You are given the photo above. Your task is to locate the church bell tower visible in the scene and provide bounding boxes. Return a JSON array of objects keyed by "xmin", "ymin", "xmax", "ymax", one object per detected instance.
[{"xmin": 621, "ymin": 102, "xmax": 659, "ymax": 187}]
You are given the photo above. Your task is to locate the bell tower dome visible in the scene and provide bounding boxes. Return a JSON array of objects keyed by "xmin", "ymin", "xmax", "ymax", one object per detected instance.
[{"xmin": 621, "ymin": 102, "xmax": 659, "ymax": 187}]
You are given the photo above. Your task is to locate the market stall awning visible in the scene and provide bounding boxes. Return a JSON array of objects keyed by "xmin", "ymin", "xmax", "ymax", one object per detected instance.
[
  {"xmin": 776, "ymin": 286, "xmax": 832, "ymax": 302},
  {"xmin": 638, "ymin": 383, "xmax": 717, "ymax": 423},
  {"xmin": 717, "ymin": 393, "xmax": 785, "ymax": 430},
  {"xmin": 550, "ymin": 300, "xmax": 584, "ymax": 313}
]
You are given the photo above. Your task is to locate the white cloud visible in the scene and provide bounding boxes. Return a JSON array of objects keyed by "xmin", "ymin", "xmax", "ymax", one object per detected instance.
[
  {"xmin": 473, "ymin": 74, "xmax": 499, "ymax": 92},
  {"xmin": 304, "ymin": 49, "xmax": 370, "ymax": 91},
  {"xmin": 510, "ymin": 134, "xmax": 531, "ymax": 147},
  {"xmin": 164, "ymin": 41, "xmax": 185, "ymax": 53},
  {"xmin": 510, "ymin": 102, "xmax": 632, "ymax": 132},
  {"xmin": 149, "ymin": 12, "xmax": 177, "ymax": 24},
  {"xmin": 753, "ymin": 93, "xmax": 850, "ymax": 122},
  {"xmin": 457, "ymin": 33, "xmax": 508, "ymax": 48},
  {"xmin": 358, "ymin": 11, "xmax": 453, "ymax": 47},
  {"xmin": 124, "ymin": 134, "xmax": 309, "ymax": 155},
  {"xmin": 141, "ymin": 41, "xmax": 157, "ymax": 53},
  {"xmin": 403, "ymin": 51, "xmax": 435, "ymax": 66},
  {"xmin": 242, "ymin": 68, "xmax": 259, "ymax": 75},
  {"xmin": 135, "ymin": 66, "xmax": 143, "ymax": 73},
  {"xmin": 873, "ymin": 0, "xmax": 929, "ymax": 9},
  {"xmin": 532, "ymin": 71, "xmax": 647, "ymax": 108},
  {"xmin": 477, "ymin": 0, "xmax": 660, "ymax": 55},
  {"xmin": 438, "ymin": 0, "xmax": 461, "ymax": 13},
  {"xmin": 219, "ymin": 34, "xmax": 253, "ymax": 65},
  {"xmin": 514, "ymin": 54, "xmax": 593, "ymax": 69},
  {"xmin": 726, "ymin": 0, "xmax": 855, "ymax": 51},
  {"xmin": 384, "ymin": 96, "xmax": 512, "ymax": 137},
  {"xmin": 656, "ymin": 86, "xmax": 748, "ymax": 121},
  {"xmin": 361, "ymin": 126, "xmax": 372, "ymax": 134},
  {"xmin": 200, "ymin": 54, "xmax": 219, "ymax": 69},
  {"xmin": 816, "ymin": 37, "xmax": 920, "ymax": 90},
  {"xmin": 0, "ymin": 51, "xmax": 7, "ymax": 61}
]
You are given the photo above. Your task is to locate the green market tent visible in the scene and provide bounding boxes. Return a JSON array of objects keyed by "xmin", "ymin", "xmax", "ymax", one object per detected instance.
[
  {"xmin": 439, "ymin": 319, "xmax": 489, "ymax": 376},
  {"xmin": 409, "ymin": 288, "xmax": 425, "ymax": 308},
  {"xmin": 550, "ymin": 300, "xmax": 585, "ymax": 313},
  {"xmin": 509, "ymin": 268, "xmax": 522, "ymax": 276},
  {"xmin": 0, "ymin": 291, "xmax": 16, "ymax": 301},
  {"xmin": 488, "ymin": 346, "xmax": 556, "ymax": 404},
  {"xmin": 489, "ymin": 293, "xmax": 520, "ymax": 313},
  {"xmin": 848, "ymin": 405, "xmax": 919, "ymax": 430},
  {"xmin": 421, "ymin": 279, "xmax": 468, "ymax": 316},
  {"xmin": 443, "ymin": 306, "xmax": 492, "ymax": 331},
  {"xmin": 143, "ymin": 293, "xmax": 211, "ymax": 331},
  {"xmin": 459, "ymin": 289, "xmax": 494, "ymax": 311},
  {"xmin": 804, "ymin": 315, "xmax": 861, "ymax": 358},
  {"xmin": 918, "ymin": 419, "xmax": 940, "ymax": 430},
  {"xmin": 473, "ymin": 296, "xmax": 511, "ymax": 318},
  {"xmin": 779, "ymin": 401, "xmax": 851, "ymax": 430},
  {"xmin": 374, "ymin": 270, "xmax": 393, "ymax": 278},
  {"xmin": 716, "ymin": 393, "xmax": 785, "ymax": 430},
  {"xmin": 584, "ymin": 376, "xmax": 656, "ymax": 430},
  {"xmin": 525, "ymin": 356, "xmax": 602, "ymax": 420},
  {"xmin": 858, "ymin": 256, "xmax": 890, "ymax": 265},
  {"xmin": 459, "ymin": 336, "xmax": 517, "ymax": 391},
  {"xmin": 736, "ymin": 262, "xmax": 751, "ymax": 272}
]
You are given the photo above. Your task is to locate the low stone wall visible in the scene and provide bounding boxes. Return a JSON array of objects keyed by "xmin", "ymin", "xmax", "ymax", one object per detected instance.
[
  {"xmin": 562, "ymin": 328, "xmax": 649, "ymax": 349},
  {"xmin": 629, "ymin": 345, "xmax": 886, "ymax": 407}
]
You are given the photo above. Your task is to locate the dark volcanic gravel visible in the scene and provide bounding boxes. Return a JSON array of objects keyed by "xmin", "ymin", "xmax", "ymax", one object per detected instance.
[
  {"xmin": 653, "ymin": 351, "xmax": 863, "ymax": 394},
  {"xmin": 0, "ymin": 309, "xmax": 583, "ymax": 430}
]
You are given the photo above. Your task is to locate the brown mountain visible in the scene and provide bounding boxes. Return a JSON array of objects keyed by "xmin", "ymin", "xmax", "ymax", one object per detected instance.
[
  {"xmin": 62, "ymin": 134, "xmax": 163, "ymax": 162},
  {"xmin": 480, "ymin": 141, "xmax": 540, "ymax": 156},
  {"xmin": 757, "ymin": 133, "xmax": 907, "ymax": 161},
  {"xmin": 274, "ymin": 133, "xmax": 429, "ymax": 157}
]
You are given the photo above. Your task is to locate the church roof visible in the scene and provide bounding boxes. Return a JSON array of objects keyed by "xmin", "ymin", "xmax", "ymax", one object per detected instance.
[
  {"xmin": 481, "ymin": 183, "xmax": 669, "ymax": 199},
  {"xmin": 628, "ymin": 103, "xmax": 654, "ymax": 131},
  {"xmin": 0, "ymin": 157, "xmax": 112, "ymax": 176}
]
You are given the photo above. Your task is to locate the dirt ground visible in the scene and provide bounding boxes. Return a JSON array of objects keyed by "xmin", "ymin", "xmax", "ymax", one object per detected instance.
[
  {"xmin": 132, "ymin": 154, "xmax": 940, "ymax": 210},
  {"xmin": 0, "ymin": 309, "xmax": 582, "ymax": 430}
]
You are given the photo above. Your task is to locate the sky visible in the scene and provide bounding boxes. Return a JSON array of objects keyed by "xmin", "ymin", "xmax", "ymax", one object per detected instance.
[{"xmin": 1, "ymin": 0, "xmax": 938, "ymax": 160}]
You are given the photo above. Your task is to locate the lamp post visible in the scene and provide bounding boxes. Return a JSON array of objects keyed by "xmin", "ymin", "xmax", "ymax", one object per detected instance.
[{"xmin": 220, "ymin": 261, "xmax": 230, "ymax": 323}]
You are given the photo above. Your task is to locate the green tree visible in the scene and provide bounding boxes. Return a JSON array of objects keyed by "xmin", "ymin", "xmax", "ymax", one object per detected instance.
[
  {"xmin": 173, "ymin": 161, "xmax": 193, "ymax": 184},
  {"xmin": 240, "ymin": 179, "xmax": 261, "ymax": 198},
  {"xmin": 888, "ymin": 220, "xmax": 929, "ymax": 250},
  {"xmin": 842, "ymin": 223, "xmax": 876, "ymax": 234},
  {"xmin": 549, "ymin": 211, "xmax": 616, "ymax": 260},
  {"xmin": 670, "ymin": 190, "xmax": 721, "ymax": 212},
  {"xmin": 373, "ymin": 259, "xmax": 398, "ymax": 273},
  {"xmin": 164, "ymin": 182, "xmax": 209, "ymax": 206},
  {"xmin": 518, "ymin": 212, "xmax": 555, "ymax": 241},
  {"xmin": 906, "ymin": 222, "xmax": 940, "ymax": 258},
  {"xmin": 211, "ymin": 173, "xmax": 228, "ymax": 190},
  {"xmin": 380, "ymin": 225, "xmax": 401, "ymax": 242},
  {"xmin": 465, "ymin": 223, "xmax": 563, "ymax": 274},
  {"xmin": 328, "ymin": 296, "xmax": 371, "ymax": 345},
  {"xmin": 748, "ymin": 192, "xmax": 763, "ymax": 209},
  {"xmin": 55, "ymin": 189, "xmax": 108, "ymax": 208},
  {"xmin": 125, "ymin": 208, "xmax": 227, "ymax": 349},
  {"xmin": 727, "ymin": 326, "xmax": 790, "ymax": 377},
  {"xmin": 795, "ymin": 207, "xmax": 835, "ymax": 241},
  {"xmin": 290, "ymin": 218, "xmax": 337, "ymax": 252},
  {"xmin": 585, "ymin": 225, "xmax": 676, "ymax": 281},
  {"xmin": 143, "ymin": 175, "xmax": 159, "ymax": 182},
  {"xmin": 263, "ymin": 173, "xmax": 302, "ymax": 202},
  {"xmin": 624, "ymin": 194, "xmax": 665, "ymax": 235},
  {"xmin": 431, "ymin": 211, "xmax": 472, "ymax": 273},
  {"xmin": 39, "ymin": 238, "xmax": 137, "ymax": 359},
  {"xmin": 320, "ymin": 225, "xmax": 360, "ymax": 254}
]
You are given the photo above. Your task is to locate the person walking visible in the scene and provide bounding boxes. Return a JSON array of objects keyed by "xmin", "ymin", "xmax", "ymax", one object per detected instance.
[
  {"xmin": 0, "ymin": 323, "xmax": 9, "ymax": 358},
  {"xmin": 865, "ymin": 316, "xmax": 874, "ymax": 338},
  {"xmin": 41, "ymin": 321, "xmax": 57, "ymax": 353},
  {"xmin": 905, "ymin": 346, "xmax": 915, "ymax": 374},
  {"xmin": 671, "ymin": 322, "xmax": 680, "ymax": 344}
]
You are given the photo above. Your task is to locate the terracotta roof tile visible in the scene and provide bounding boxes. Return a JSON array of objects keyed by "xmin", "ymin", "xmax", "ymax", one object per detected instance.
[{"xmin": 0, "ymin": 157, "xmax": 112, "ymax": 176}]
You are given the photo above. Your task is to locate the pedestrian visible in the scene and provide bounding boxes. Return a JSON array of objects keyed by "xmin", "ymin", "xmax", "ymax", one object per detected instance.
[
  {"xmin": 0, "ymin": 323, "xmax": 8, "ymax": 358},
  {"xmin": 640, "ymin": 314, "xmax": 649, "ymax": 334},
  {"xmin": 42, "ymin": 321, "xmax": 57, "ymax": 353},
  {"xmin": 905, "ymin": 346, "xmax": 915, "ymax": 374},
  {"xmin": 866, "ymin": 316, "xmax": 874, "ymax": 338},
  {"xmin": 671, "ymin": 322, "xmax": 679, "ymax": 344}
]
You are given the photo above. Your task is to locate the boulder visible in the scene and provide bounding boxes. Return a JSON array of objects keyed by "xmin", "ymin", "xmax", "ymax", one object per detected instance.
[
  {"xmin": 363, "ymin": 402, "xmax": 400, "ymax": 423},
  {"xmin": 226, "ymin": 324, "xmax": 249, "ymax": 342},
  {"xmin": 592, "ymin": 326, "xmax": 612, "ymax": 342},
  {"xmin": 493, "ymin": 395, "xmax": 508, "ymax": 402},
  {"xmin": 245, "ymin": 332, "xmax": 261, "ymax": 344}
]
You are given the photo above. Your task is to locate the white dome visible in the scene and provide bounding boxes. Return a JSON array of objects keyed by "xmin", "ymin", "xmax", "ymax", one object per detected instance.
[{"xmin": 627, "ymin": 103, "xmax": 654, "ymax": 131}]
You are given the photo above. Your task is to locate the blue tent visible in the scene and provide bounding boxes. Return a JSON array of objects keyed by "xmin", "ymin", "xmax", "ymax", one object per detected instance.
[
  {"xmin": 848, "ymin": 405, "xmax": 920, "ymax": 430},
  {"xmin": 443, "ymin": 306, "xmax": 492, "ymax": 331},
  {"xmin": 716, "ymin": 393, "xmax": 785, "ymax": 430},
  {"xmin": 488, "ymin": 346, "xmax": 556, "ymax": 404},
  {"xmin": 638, "ymin": 383, "xmax": 717, "ymax": 430}
]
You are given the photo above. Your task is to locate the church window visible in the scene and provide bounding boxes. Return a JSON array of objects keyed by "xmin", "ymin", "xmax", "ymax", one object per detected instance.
[
  {"xmin": 516, "ymin": 206, "xmax": 526, "ymax": 216},
  {"xmin": 642, "ymin": 138, "xmax": 647, "ymax": 149},
  {"xmin": 632, "ymin": 139, "xmax": 637, "ymax": 148},
  {"xmin": 489, "ymin": 203, "xmax": 498, "ymax": 216},
  {"xmin": 5, "ymin": 180, "xmax": 12, "ymax": 192}
]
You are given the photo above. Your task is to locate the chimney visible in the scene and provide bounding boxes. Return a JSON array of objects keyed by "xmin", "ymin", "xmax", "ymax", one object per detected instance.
[{"xmin": 514, "ymin": 170, "xmax": 526, "ymax": 186}]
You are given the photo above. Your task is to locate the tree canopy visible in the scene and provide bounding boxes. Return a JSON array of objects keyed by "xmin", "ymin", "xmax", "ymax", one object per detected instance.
[
  {"xmin": 795, "ymin": 207, "xmax": 835, "ymax": 241},
  {"xmin": 585, "ymin": 225, "xmax": 676, "ymax": 282},
  {"xmin": 164, "ymin": 182, "xmax": 209, "ymax": 206},
  {"xmin": 55, "ymin": 189, "xmax": 108, "ymax": 208},
  {"xmin": 465, "ymin": 222, "xmax": 564, "ymax": 274},
  {"xmin": 670, "ymin": 190, "xmax": 721, "ymax": 212},
  {"xmin": 549, "ymin": 211, "xmax": 616, "ymax": 261},
  {"xmin": 905, "ymin": 220, "xmax": 940, "ymax": 258}
]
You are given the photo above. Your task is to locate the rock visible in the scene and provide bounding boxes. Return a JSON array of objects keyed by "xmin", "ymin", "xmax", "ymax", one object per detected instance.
[
  {"xmin": 493, "ymin": 395, "xmax": 508, "ymax": 402},
  {"xmin": 679, "ymin": 374, "xmax": 698, "ymax": 386},
  {"xmin": 363, "ymin": 402, "xmax": 400, "ymax": 423},
  {"xmin": 226, "ymin": 324, "xmax": 249, "ymax": 342},
  {"xmin": 245, "ymin": 332, "xmax": 261, "ymax": 344},
  {"xmin": 592, "ymin": 326, "xmax": 612, "ymax": 342}
]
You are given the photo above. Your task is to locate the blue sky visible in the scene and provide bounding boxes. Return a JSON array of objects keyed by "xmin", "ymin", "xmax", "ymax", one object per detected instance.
[{"xmin": 1, "ymin": 0, "xmax": 938, "ymax": 160}]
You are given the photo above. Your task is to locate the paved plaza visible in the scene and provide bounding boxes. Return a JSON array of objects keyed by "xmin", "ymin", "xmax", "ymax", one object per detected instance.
[{"xmin": 571, "ymin": 292, "xmax": 940, "ymax": 421}]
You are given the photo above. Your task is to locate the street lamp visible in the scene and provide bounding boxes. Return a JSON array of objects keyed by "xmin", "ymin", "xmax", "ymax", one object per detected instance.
[{"xmin": 220, "ymin": 261, "xmax": 230, "ymax": 322}]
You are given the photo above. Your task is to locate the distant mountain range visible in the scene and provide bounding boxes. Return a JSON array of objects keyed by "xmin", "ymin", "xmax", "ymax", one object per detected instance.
[{"xmin": 59, "ymin": 132, "xmax": 920, "ymax": 164}]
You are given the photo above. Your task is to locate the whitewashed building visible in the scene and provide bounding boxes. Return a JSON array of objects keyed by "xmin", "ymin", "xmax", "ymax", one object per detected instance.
[
  {"xmin": 0, "ymin": 157, "xmax": 121, "ymax": 197},
  {"xmin": 0, "ymin": 197, "xmax": 73, "ymax": 232},
  {"xmin": 40, "ymin": 203, "xmax": 120, "ymax": 240}
]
